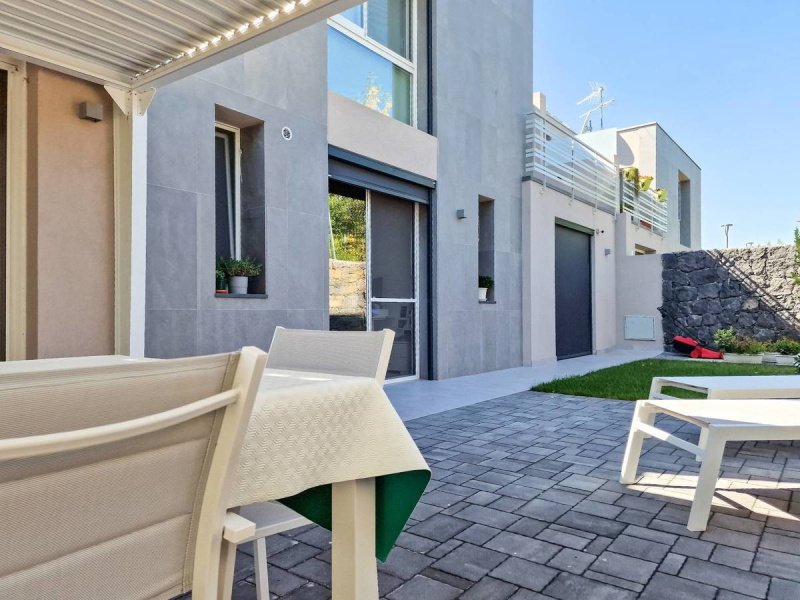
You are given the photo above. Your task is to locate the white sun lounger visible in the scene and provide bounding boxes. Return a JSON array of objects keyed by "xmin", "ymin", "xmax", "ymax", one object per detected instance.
[{"xmin": 620, "ymin": 398, "xmax": 800, "ymax": 531}]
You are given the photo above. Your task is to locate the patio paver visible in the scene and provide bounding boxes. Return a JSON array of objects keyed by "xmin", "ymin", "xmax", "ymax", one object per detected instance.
[{"xmin": 222, "ymin": 390, "xmax": 800, "ymax": 599}]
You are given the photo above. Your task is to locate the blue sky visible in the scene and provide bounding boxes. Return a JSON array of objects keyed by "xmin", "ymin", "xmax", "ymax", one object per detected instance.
[{"xmin": 533, "ymin": 1, "xmax": 800, "ymax": 249}]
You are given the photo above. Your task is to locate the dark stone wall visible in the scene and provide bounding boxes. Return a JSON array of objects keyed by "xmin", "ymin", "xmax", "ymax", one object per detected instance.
[{"xmin": 660, "ymin": 246, "xmax": 800, "ymax": 348}]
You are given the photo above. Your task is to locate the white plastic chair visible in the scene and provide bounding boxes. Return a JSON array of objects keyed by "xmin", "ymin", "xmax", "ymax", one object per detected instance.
[
  {"xmin": 621, "ymin": 398, "xmax": 800, "ymax": 532},
  {"xmin": 0, "ymin": 347, "xmax": 267, "ymax": 600},
  {"xmin": 242, "ymin": 327, "xmax": 395, "ymax": 599}
]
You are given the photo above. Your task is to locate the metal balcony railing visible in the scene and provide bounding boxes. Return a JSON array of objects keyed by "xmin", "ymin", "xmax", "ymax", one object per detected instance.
[
  {"xmin": 524, "ymin": 109, "xmax": 668, "ymax": 236},
  {"xmin": 621, "ymin": 179, "xmax": 668, "ymax": 237}
]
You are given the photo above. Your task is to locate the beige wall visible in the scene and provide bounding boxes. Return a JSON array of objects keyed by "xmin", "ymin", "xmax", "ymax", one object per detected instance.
[
  {"xmin": 615, "ymin": 253, "xmax": 663, "ymax": 350},
  {"xmin": 27, "ymin": 66, "xmax": 115, "ymax": 358},
  {"xmin": 522, "ymin": 182, "xmax": 617, "ymax": 363}
]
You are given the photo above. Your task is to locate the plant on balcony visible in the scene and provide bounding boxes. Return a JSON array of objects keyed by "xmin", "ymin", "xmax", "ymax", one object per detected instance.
[
  {"xmin": 655, "ymin": 188, "xmax": 668, "ymax": 203},
  {"xmin": 479, "ymin": 275, "xmax": 494, "ymax": 302},
  {"xmin": 623, "ymin": 167, "xmax": 639, "ymax": 183},
  {"xmin": 215, "ymin": 260, "xmax": 228, "ymax": 293},
  {"xmin": 621, "ymin": 167, "xmax": 659, "ymax": 197},
  {"xmin": 638, "ymin": 175, "xmax": 654, "ymax": 192},
  {"xmin": 220, "ymin": 257, "xmax": 263, "ymax": 295}
]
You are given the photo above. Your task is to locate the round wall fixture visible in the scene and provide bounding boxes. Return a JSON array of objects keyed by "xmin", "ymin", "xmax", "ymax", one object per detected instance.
[{"xmin": 281, "ymin": 126, "xmax": 293, "ymax": 141}]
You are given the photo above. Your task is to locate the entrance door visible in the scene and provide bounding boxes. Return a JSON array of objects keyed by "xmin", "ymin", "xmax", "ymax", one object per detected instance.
[
  {"xmin": 328, "ymin": 186, "xmax": 421, "ymax": 380},
  {"xmin": 555, "ymin": 224, "xmax": 592, "ymax": 359}
]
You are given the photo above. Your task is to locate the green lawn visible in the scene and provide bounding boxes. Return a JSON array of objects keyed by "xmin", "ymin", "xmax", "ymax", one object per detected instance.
[{"xmin": 532, "ymin": 359, "xmax": 797, "ymax": 401}]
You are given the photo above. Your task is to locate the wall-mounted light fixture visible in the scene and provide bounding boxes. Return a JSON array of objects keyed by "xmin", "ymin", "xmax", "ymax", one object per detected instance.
[
  {"xmin": 78, "ymin": 101, "xmax": 103, "ymax": 122},
  {"xmin": 456, "ymin": 209, "xmax": 466, "ymax": 219}
]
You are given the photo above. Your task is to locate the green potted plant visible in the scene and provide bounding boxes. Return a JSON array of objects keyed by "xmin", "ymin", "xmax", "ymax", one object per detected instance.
[
  {"xmin": 714, "ymin": 327, "xmax": 766, "ymax": 363},
  {"xmin": 478, "ymin": 275, "xmax": 494, "ymax": 302},
  {"xmin": 215, "ymin": 260, "xmax": 228, "ymax": 293},
  {"xmin": 638, "ymin": 175, "xmax": 654, "ymax": 192},
  {"xmin": 221, "ymin": 257, "xmax": 263, "ymax": 295},
  {"xmin": 655, "ymin": 188, "xmax": 668, "ymax": 203},
  {"xmin": 765, "ymin": 338, "xmax": 800, "ymax": 366},
  {"xmin": 623, "ymin": 167, "xmax": 639, "ymax": 183}
]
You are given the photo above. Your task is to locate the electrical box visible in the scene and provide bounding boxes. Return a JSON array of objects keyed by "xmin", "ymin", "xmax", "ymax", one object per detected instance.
[{"xmin": 624, "ymin": 315, "xmax": 656, "ymax": 341}]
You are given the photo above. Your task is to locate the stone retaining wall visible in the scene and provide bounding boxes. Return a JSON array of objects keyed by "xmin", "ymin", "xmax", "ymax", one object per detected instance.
[{"xmin": 660, "ymin": 246, "xmax": 799, "ymax": 348}]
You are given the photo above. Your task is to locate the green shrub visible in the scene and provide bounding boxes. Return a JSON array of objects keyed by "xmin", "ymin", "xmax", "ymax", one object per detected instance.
[
  {"xmin": 220, "ymin": 257, "xmax": 263, "ymax": 277},
  {"xmin": 479, "ymin": 275, "xmax": 494, "ymax": 289},
  {"xmin": 768, "ymin": 338, "xmax": 800, "ymax": 356},
  {"xmin": 795, "ymin": 354, "xmax": 800, "ymax": 373},
  {"xmin": 733, "ymin": 338, "xmax": 766, "ymax": 355},
  {"xmin": 713, "ymin": 327, "xmax": 737, "ymax": 353}
]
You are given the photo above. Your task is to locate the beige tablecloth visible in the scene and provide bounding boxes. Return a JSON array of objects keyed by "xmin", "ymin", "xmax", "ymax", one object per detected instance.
[{"xmin": 231, "ymin": 368, "xmax": 429, "ymax": 507}]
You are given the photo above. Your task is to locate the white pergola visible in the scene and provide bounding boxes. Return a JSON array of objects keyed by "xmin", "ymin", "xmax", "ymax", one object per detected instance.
[{"xmin": 0, "ymin": 0, "xmax": 360, "ymax": 359}]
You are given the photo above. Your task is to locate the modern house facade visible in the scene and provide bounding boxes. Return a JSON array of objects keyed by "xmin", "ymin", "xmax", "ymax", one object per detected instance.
[
  {"xmin": 0, "ymin": 1, "xmax": 700, "ymax": 379},
  {"xmin": 143, "ymin": 0, "xmax": 533, "ymax": 380}
]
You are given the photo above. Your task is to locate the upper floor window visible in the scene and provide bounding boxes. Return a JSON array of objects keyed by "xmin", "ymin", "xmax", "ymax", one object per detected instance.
[{"xmin": 329, "ymin": 0, "xmax": 415, "ymax": 125}]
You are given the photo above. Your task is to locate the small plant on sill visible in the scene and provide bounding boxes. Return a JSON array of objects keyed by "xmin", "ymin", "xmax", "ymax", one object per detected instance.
[
  {"xmin": 479, "ymin": 275, "xmax": 494, "ymax": 302},
  {"xmin": 220, "ymin": 257, "xmax": 263, "ymax": 295}
]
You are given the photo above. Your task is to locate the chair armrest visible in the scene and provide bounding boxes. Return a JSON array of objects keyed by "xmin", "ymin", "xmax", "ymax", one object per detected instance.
[{"xmin": 223, "ymin": 511, "xmax": 256, "ymax": 544}]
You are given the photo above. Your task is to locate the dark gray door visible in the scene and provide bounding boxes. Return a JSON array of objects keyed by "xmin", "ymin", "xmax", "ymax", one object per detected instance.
[{"xmin": 555, "ymin": 225, "xmax": 592, "ymax": 359}]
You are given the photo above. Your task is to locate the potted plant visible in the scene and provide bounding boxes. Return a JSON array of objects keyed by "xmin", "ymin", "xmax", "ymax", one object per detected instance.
[
  {"xmin": 221, "ymin": 257, "xmax": 263, "ymax": 295},
  {"xmin": 215, "ymin": 260, "xmax": 228, "ymax": 293},
  {"xmin": 765, "ymin": 338, "xmax": 800, "ymax": 366},
  {"xmin": 655, "ymin": 188, "xmax": 668, "ymax": 203},
  {"xmin": 714, "ymin": 327, "xmax": 766, "ymax": 363},
  {"xmin": 478, "ymin": 275, "xmax": 494, "ymax": 302},
  {"xmin": 623, "ymin": 167, "xmax": 639, "ymax": 183},
  {"xmin": 638, "ymin": 175, "xmax": 654, "ymax": 192}
]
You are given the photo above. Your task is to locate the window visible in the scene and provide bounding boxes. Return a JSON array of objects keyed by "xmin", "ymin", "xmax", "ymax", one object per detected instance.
[
  {"xmin": 679, "ymin": 172, "xmax": 691, "ymax": 247},
  {"xmin": 214, "ymin": 110, "xmax": 266, "ymax": 295},
  {"xmin": 328, "ymin": 0, "xmax": 415, "ymax": 125},
  {"xmin": 214, "ymin": 124, "xmax": 240, "ymax": 260},
  {"xmin": 478, "ymin": 197, "xmax": 495, "ymax": 302}
]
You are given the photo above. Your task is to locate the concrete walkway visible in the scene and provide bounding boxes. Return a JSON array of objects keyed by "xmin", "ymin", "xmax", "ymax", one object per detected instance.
[{"xmin": 386, "ymin": 348, "xmax": 661, "ymax": 421}]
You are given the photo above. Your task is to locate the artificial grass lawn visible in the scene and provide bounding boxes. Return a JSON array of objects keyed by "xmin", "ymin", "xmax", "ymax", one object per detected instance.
[{"xmin": 532, "ymin": 359, "xmax": 797, "ymax": 401}]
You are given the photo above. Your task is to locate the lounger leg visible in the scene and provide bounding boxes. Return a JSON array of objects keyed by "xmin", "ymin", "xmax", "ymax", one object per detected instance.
[
  {"xmin": 620, "ymin": 402, "xmax": 654, "ymax": 484},
  {"xmin": 253, "ymin": 537, "xmax": 270, "ymax": 600},
  {"xmin": 332, "ymin": 478, "xmax": 378, "ymax": 600},
  {"xmin": 697, "ymin": 427, "xmax": 709, "ymax": 462},
  {"xmin": 688, "ymin": 433, "xmax": 725, "ymax": 532}
]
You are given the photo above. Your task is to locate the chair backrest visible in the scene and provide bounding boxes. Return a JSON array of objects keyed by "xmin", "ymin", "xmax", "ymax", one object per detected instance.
[
  {"xmin": 266, "ymin": 327, "xmax": 395, "ymax": 385},
  {"xmin": 0, "ymin": 347, "xmax": 267, "ymax": 600}
]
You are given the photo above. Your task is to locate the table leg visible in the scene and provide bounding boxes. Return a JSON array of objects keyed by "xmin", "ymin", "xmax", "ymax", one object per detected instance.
[{"xmin": 332, "ymin": 478, "xmax": 378, "ymax": 600}]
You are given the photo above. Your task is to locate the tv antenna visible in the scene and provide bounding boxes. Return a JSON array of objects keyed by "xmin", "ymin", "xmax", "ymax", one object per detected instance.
[{"xmin": 578, "ymin": 82, "xmax": 615, "ymax": 133}]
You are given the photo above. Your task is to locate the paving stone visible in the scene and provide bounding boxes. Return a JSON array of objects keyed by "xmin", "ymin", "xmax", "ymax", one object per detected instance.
[
  {"xmin": 768, "ymin": 577, "xmax": 800, "ymax": 600},
  {"xmin": 379, "ymin": 547, "xmax": 435, "ymax": 580},
  {"xmin": 517, "ymin": 498, "xmax": 571, "ymax": 522},
  {"xmin": 269, "ymin": 543, "xmax": 323, "ymax": 569},
  {"xmin": 701, "ymin": 526, "xmax": 761, "ymax": 551},
  {"xmin": 617, "ymin": 507, "xmax": 655, "ymax": 526},
  {"xmin": 752, "ymin": 548, "xmax": 800, "ymax": 582},
  {"xmin": 608, "ymin": 534, "xmax": 671, "ymax": 563},
  {"xmin": 455, "ymin": 523, "xmax": 501, "ymax": 545},
  {"xmin": 488, "ymin": 496, "xmax": 529, "ymax": 513},
  {"xmin": 536, "ymin": 527, "xmax": 591, "ymax": 550},
  {"xmin": 622, "ymin": 524, "xmax": 678, "ymax": 545},
  {"xmin": 680, "ymin": 557, "xmax": 769, "ymax": 597},
  {"xmin": 672, "ymin": 537, "xmax": 714, "ymax": 560},
  {"xmin": 558, "ymin": 474, "xmax": 607, "ymax": 492},
  {"xmin": 543, "ymin": 572, "xmax": 637, "ymax": 600},
  {"xmin": 485, "ymin": 531, "xmax": 561, "ymax": 564},
  {"xmin": 584, "ymin": 536, "xmax": 613, "ymax": 556},
  {"xmin": 278, "ymin": 583, "xmax": 331, "ymax": 600},
  {"xmin": 427, "ymin": 539, "xmax": 462, "ymax": 559},
  {"xmin": 459, "ymin": 577, "xmax": 517, "ymax": 600},
  {"xmin": 465, "ymin": 490, "xmax": 502, "ymax": 506},
  {"xmin": 590, "ymin": 550, "xmax": 658, "ymax": 584},
  {"xmin": 640, "ymin": 573, "xmax": 717, "ymax": 600},
  {"xmin": 711, "ymin": 545, "xmax": 754, "ymax": 571},
  {"xmin": 386, "ymin": 575, "xmax": 462, "ymax": 600},
  {"xmin": 395, "ymin": 532, "xmax": 439, "ymax": 553},
  {"xmin": 407, "ymin": 514, "xmax": 471, "ymax": 543},
  {"xmin": 490, "ymin": 557, "xmax": 558, "ymax": 591},
  {"xmin": 431, "ymin": 543, "xmax": 507, "ymax": 582},
  {"xmin": 547, "ymin": 548, "xmax": 595, "ymax": 575},
  {"xmin": 288, "ymin": 558, "xmax": 330, "ymax": 587},
  {"xmin": 584, "ymin": 570, "xmax": 644, "ymax": 593},
  {"xmin": 496, "ymin": 483, "xmax": 542, "ymax": 501},
  {"xmin": 454, "ymin": 504, "xmax": 520, "ymax": 529},
  {"xmin": 536, "ymin": 488, "xmax": 586, "ymax": 506},
  {"xmin": 615, "ymin": 493, "xmax": 666, "ymax": 514},
  {"xmin": 573, "ymin": 499, "xmax": 624, "ymax": 519},
  {"xmin": 657, "ymin": 552, "xmax": 686, "ymax": 575},
  {"xmin": 557, "ymin": 511, "xmax": 626, "ymax": 538}
]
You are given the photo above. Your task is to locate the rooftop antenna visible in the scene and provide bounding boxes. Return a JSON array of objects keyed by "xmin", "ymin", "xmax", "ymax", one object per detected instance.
[{"xmin": 578, "ymin": 82, "xmax": 615, "ymax": 133}]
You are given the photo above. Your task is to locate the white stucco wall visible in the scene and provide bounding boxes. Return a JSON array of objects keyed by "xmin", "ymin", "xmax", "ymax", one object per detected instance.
[
  {"xmin": 615, "ymin": 253, "xmax": 663, "ymax": 350},
  {"xmin": 522, "ymin": 182, "xmax": 617, "ymax": 363}
]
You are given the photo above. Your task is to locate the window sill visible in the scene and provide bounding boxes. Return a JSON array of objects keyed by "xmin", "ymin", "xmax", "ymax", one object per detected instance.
[
  {"xmin": 479, "ymin": 300, "xmax": 496, "ymax": 305},
  {"xmin": 215, "ymin": 293, "xmax": 268, "ymax": 299}
]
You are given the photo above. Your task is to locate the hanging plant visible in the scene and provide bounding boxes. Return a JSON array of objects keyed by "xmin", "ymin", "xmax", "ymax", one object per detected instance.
[
  {"xmin": 638, "ymin": 175, "xmax": 654, "ymax": 192},
  {"xmin": 655, "ymin": 188, "xmax": 668, "ymax": 203}
]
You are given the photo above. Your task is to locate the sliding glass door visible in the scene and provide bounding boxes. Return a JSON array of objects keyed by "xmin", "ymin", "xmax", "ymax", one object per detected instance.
[{"xmin": 328, "ymin": 186, "xmax": 420, "ymax": 380}]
